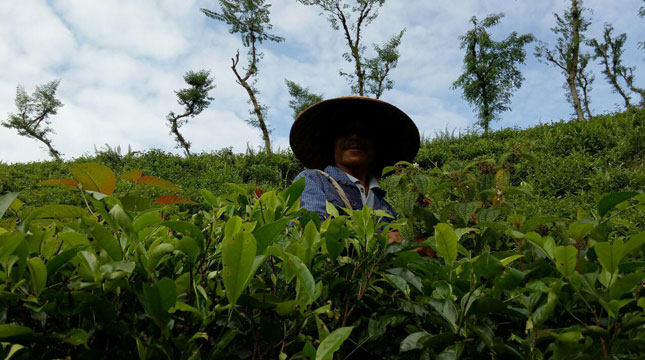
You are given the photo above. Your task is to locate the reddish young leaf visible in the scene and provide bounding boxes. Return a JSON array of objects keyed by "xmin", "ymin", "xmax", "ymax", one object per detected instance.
[
  {"xmin": 39, "ymin": 179, "xmax": 80, "ymax": 188},
  {"xmin": 137, "ymin": 176, "xmax": 179, "ymax": 192},
  {"xmin": 119, "ymin": 169, "xmax": 143, "ymax": 182},
  {"xmin": 254, "ymin": 188, "xmax": 264, "ymax": 199},
  {"xmin": 155, "ymin": 195, "xmax": 198, "ymax": 205}
]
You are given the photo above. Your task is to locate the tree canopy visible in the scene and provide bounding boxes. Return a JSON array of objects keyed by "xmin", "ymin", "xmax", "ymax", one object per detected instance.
[
  {"xmin": 202, "ymin": 0, "xmax": 284, "ymax": 154},
  {"xmin": 452, "ymin": 13, "xmax": 534, "ymax": 133},
  {"xmin": 166, "ymin": 70, "xmax": 215, "ymax": 156},
  {"xmin": 2, "ymin": 80, "xmax": 64, "ymax": 160}
]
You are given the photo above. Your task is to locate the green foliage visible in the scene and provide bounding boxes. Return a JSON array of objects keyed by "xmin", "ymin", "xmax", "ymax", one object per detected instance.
[
  {"xmin": 535, "ymin": 0, "xmax": 592, "ymax": 122},
  {"xmin": 296, "ymin": 0, "xmax": 403, "ymax": 98},
  {"xmin": 2, "ymin": 80, "xmax": 64, "ymax": 160},
  {"xmin": 166, "ymin": 70, "xmax": 215, "ymax": 157},
  {"xmin": 202, "ymin": 0, "xmax": 284, "ymax": 154},
  {"xmin": 2, "ymin": 158, "xmax": 643, "ymax": 358},
  {"xmin": 452, "ymin": 13, "xmax": 534, "ymax": 132},
  {"xmin": 285, "ymin": 80, "xmax": 323, "ymax": 118}
]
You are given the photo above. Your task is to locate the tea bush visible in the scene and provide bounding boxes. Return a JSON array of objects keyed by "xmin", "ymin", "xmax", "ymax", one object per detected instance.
[{"xmin": 0, "ymin": 160, "xmax": 643, "ymax": 359}]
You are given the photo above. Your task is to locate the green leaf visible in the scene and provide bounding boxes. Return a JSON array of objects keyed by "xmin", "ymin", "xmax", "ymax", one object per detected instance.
[
  {"xmin": 91, "ymin": 225, "xmax": 122, "ymax": 261},
  {"xmin": 280, "ymin": 177, "xmax": 305, "ymax": 210},
  {"xmin": 147, "ymin": 243, "xmax": 174, "ymax": 273},
  {"xmin": 161, "ymin": 221, "xmax": 205, "ymax": 249},
  {"xmin": 0, "ymin": 324, "xmax": 34, "ymax": 341},
  {"xmin": 599, "ymin": 298, "xmax": 634, "ymax": 319},
  {"xmin": 176, "ymin": 236, "xmax": 200, "ymax": 263},
  {"xmin": 0, "ymin": 192, "xmax": 19, "ymax": 219},
  {"xmin": 70, "ymin": 162, "xmax": 116, "ymax": 195},
  {"xmin": 315, "ymin": 327, "xmax": 353, "ymax": 360},
  {"xmin": 568, "ymin": 222, "xmax": 594, "ymax": 242},
  {"xmin": 139, "ymin": 278, "xmax": 176, "ymax": 332},
  {"xmin": 500, "ymin": 254, "xmax": 524, "ymax": 266},
  {"xmin": 224, "ymin": 216, "xmax": 243, "ymax": 239},
  {"xmin": 437, "ymin": 342, "xmax": 465, "ymax": 360},
  {"xmin": 400, "ymin": 331, "xmax": 431, "ymax": 352},
  {"xmin": 473, "ymin": 252, "xmax": 503, "ymax": 279},
  {"xmin": 285, "ymin": 253, "xmax": 316, "ymax": 299},
  {"xmin": 597, "ymin": 191, "xmax": 639, "ymax": 217},
  {"xmin": 324, "ymin": 217, "xmax": 349, "ymax": 261},
  {"xmin": 253, "ymin": 217, "xmax": 291, "ymax": 255},
  {"xmin": 384, "ymin": 274, "xmax": 410, "ymax": 297},
  {"xmin": 387, "ymin": 268, "xmax": 423, "ymax": 294},
  {"xmin": 222, "ymin": 231, "xmax": 256, "ymax": 308},
  {"xmin": 435, "ymin": 223, "xmax": 458, "ymax": 265},
  {"xmin": 303, "ymin": 341, "xmax": 317, "ymax": 360},
  {"xmin": 119, "ymin": 195, "xmax": 153, "ymax": 212},
  {"xmin": 133, "ymin": 210, "xmax": 163, "ymax": 232},
  {"xmin": 623, "ymin": 232, "xmax": 645, "ymax": 257},
  {"xmin": 59, "ymin": 231, "xmax": 90, "ymax": 249},
  {"xmin": 554, "ymin": 246, "xmax": 577, "ymax": 278},
  {"xmin": 27, "ymin": 257, "xmax": 47, "ymax": 297},
  {"xmin": 429, "ymin": 299, "xmax": 459, "ymax": 332},
  {"xmin": 453, "ymin": 202, "xmax": 478, "ymax": 225},
  {"xmin": 0, "ymin": 233, "xmax": 26, "ymax": 261},
  {"xmin": 46, "ymin": 247, "xmax": 82, "ymax": 275},
  {"xmin": 53, "ymin": 328, "xmax": 89, "ymax": 347},
  {"xmin": 526, "ymin": 232, "xmax": 555, "ymax": 260},
  {"xmin": 520, "ymin": 216, "xmax": 564, "ymax": 233},
  {"xmin": 595, "ymin": 239, "xmax": 625, "ymax": 274},
  {"xmin": 610, "ymin": 272, "xmax": 645, "ymax": 299},
  {"xmin": 325, "ymin": 201, "xmax": 340, "ymax": 218},
  {"xmin": 199, "ymin": 189, "xmax": 218, "ymax": 206}
]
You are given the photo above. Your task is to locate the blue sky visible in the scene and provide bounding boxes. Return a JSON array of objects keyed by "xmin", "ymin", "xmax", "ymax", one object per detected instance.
[{"xmin": 1, "ymin": 0, "xmax": 643, "ymax": 163}]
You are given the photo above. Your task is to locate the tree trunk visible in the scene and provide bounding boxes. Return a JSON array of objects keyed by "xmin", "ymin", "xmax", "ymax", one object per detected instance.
[
  {"xmin": 569, "ymin": 0, "xmax": 586, "ymax": 121},
  {"xmin": 242, "ymin": 81, "xmax": 272, "ymax": 154},
  {"xmin": 568, "ymin": 77, "xmax": 587, "ymax": 121},
  {"xmin": 170, "ymin": 118, "xmax": 192, "ymax": 157}
]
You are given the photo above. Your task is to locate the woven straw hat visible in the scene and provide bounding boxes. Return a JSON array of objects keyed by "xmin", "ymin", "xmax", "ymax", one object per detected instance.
[{"xmin": 289, "ymin": 96, "xmax": 420, "ymax": 175}]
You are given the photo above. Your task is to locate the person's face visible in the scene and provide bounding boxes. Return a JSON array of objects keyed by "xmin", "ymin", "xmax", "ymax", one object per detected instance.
[{"xmin": 333, "ymin": 122, "xmax": 374, "ymax": 171}]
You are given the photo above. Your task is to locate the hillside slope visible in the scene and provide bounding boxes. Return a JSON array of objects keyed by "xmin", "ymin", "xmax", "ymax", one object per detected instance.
[{"xmin": 1, "ymin": 109, "xmax": 644, "ymax": 214}]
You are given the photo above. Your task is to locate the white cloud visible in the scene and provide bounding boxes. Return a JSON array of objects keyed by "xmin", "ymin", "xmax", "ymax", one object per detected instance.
[{"xmin": 1, "ymin": 0, "xmax": 644, "ymax": 163}]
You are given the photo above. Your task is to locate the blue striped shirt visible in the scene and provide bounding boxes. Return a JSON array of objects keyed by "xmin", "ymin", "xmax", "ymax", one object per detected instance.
[{"xmin": 293, "ymin": 165, "xmax": 396, "ymax": 220}]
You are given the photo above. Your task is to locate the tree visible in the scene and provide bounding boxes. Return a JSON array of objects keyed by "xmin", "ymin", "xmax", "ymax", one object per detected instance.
[
  {"xmin": 285, "ymin": 80, "xmax": 323, "ymax": 119},
  {"xmin": 166, "ymin": 70, "xmax": 215, "ymax": 157},
  {"xmin": 297, "ymin": 0, "xmax": 404, "ymax": 98},
  {"xmin": 365, "ymin": 29, "xmax": 405, "ymax": 98},
  {"xmin": 535, "ymin": 0, "xmax": 591, "ymax": 122},
  {"xmin": 590, "ymin": 25, "xmax": 645, "ymax": 109},
  {"xmin": 576, "ymin": 53, "xmax": 594, "ymax": 118},
  {"xmin": 590, "ymin": 25, "xmax": 633, "ymax": 109},
  {"xmin": 451, "ymin": 14, "xmax": 534, "ymax": 133},
  {"xmin": 202, "ymin": 0, "xmax": 284, "ymax": 154},
  {"xmin": 2, "ymin": 80, "xmax": 63, "ymax": 161}
]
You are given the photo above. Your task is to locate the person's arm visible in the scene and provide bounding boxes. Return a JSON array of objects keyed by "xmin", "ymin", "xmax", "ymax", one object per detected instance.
[{"xmin": 294, "ymin": 171, "xmax": 329, "ymax": 220}]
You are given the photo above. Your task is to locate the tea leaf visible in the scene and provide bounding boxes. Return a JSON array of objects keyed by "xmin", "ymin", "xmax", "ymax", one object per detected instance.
[
  {"xmin": 554, "ymin": 246, "xmax": 577, "ymax": 278},
  {"xmin": 316, "ymin": 327, "xmax": 353, "ymax": 360},
  {"xmin": 597, "ymin": 191, "xmax": 639, "ymax": 217},
  {"xmin": 435, "ymin": 223, "xmax": 458, "ymax": 265},
  {"xmin": 71, "ymin": 163, "xmax": 116, "ymax": 195},
  {"xmin": 222, "ymin": 231, "xmax": 256, "ymax": 308}
]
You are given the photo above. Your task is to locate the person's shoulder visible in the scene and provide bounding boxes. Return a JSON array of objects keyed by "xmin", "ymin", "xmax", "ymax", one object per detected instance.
[{"xmin": 293, "ymin": 169, "xmax": 325, "ymax": 182}]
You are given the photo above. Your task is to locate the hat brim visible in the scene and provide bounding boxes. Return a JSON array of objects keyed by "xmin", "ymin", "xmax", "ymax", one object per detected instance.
[{"xmin": 289, "ymin": 96, "xmax": 420, "ymax": 175}]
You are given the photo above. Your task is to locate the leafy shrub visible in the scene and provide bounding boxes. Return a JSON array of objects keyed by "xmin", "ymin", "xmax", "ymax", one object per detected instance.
[{"xmin": 1, "ymin": 161, "xmax": 643, "ymax": 359}]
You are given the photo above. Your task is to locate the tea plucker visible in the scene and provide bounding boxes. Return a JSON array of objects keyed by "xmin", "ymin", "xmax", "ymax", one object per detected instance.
[{"xmin": 289, "ymin": 96, "xmax": 419, "ymax": 224}]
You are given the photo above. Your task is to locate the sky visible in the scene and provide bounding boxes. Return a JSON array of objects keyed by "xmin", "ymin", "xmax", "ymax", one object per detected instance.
[{"xmin": 0, "ymin": 0, "xmax": 643, "ymax": 163}]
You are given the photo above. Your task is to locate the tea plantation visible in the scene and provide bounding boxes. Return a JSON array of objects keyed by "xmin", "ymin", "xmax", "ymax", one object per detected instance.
[{"xmin": 0, "ymin": 109, "xmax": 643, "ymax": 359}]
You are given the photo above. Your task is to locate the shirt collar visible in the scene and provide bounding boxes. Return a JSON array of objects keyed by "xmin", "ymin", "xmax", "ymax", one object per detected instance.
[
  {"xmin": 343, "ymin": 172, "xmax": 380, "ymax": 190},
  {"xmin": 324, "ymin": 166, "xmax": 379, "ymax": 189}
]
